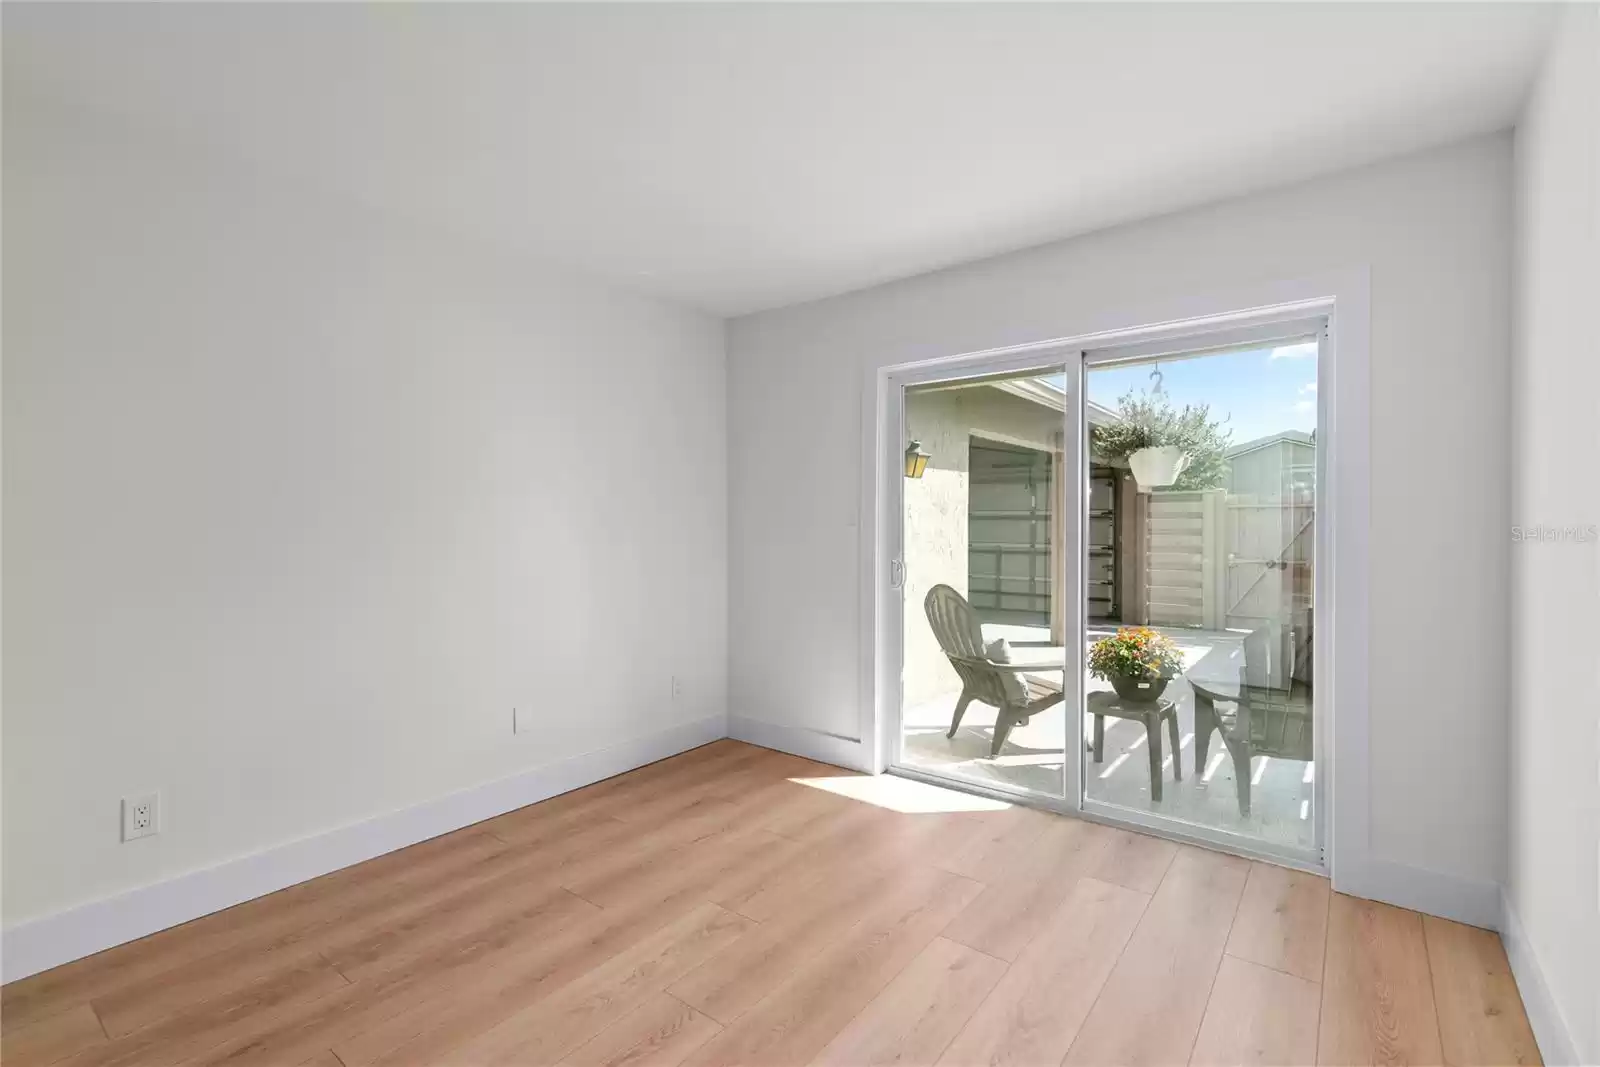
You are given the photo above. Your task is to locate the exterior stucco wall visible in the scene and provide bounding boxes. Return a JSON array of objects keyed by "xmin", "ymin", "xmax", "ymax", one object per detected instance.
[{"xmin": 902, "ymin": 385, "xmax": 1062, "ymax": 708}]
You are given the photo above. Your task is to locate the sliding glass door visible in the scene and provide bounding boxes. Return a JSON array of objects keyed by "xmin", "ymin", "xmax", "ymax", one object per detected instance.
[{"xmin": 883, "ymin": 316, "xmax": 1325, "ymax": 868}]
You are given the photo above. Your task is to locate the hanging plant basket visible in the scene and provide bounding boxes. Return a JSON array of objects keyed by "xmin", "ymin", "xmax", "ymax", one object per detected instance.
[{"xmin": 1127, "ymin": 445, "xmax": 1191, "ymax": 490}]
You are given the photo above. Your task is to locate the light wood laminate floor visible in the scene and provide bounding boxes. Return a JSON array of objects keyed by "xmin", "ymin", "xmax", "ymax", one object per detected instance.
[{"xmin": 1, "ymin": 741, "xmax": 1541, "ymax": 1067}]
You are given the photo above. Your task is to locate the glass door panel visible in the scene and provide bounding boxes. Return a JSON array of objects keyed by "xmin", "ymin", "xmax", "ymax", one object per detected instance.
[
  {"xmin": 897, "ymin": 365, "xmax": 1070, "ymax": 800},
  {"xmin": 1080, "ymin": 338, "xmax": 1319, "ymax": 860}
]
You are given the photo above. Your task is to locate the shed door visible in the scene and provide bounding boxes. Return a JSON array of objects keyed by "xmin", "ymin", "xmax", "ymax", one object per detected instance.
[{"xmin": 967, "ymin": 441, "xmax": 1051, "ymax": 624}]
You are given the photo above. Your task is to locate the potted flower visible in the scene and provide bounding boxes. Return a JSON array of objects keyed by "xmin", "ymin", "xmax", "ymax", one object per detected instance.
[{"xmin": 1088, "ymin": 627, "xmax": 1186, "ymax": 702}]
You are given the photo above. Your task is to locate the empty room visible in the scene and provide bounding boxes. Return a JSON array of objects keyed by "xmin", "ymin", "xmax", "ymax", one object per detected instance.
[{"xmin": 2, "ymin": 3, "xmax": 1595, "ymax": 1065}]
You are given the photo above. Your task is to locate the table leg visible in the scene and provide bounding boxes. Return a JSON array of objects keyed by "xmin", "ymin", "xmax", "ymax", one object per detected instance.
[
  {"xmin": 1145, "ymin": 716, "xmax": 1163, "ymax": 803},
  {"xmin": 1166, "ymin": 708, "xmax": 1182, "ymax": 782},
  {"xmin": 1193, "ymin": 691, "xmax": 1216, "ymax": 775}
]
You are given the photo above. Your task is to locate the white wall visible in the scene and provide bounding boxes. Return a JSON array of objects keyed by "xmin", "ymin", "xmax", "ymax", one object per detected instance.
[
  {"xmin": 1508, "ymin": 6, "xmax": 1599, "ymax": 1063},
  {"xmin": 2, "ymin": 89, "xmax": 728, "ymax": 932},
  {"xmin": 730, "ymin": 135, "xmax": 1512, "ymax": 901}
]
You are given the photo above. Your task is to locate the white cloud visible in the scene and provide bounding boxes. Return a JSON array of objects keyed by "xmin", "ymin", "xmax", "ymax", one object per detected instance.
[
  {"xmin": 1292, "ymin": 399, "xmax": 1316, "ymax": 415},
  {"xmin": 1299, "ymin": 381, "xmax": 1317, "ymax": 395},
  {"xmin": 1270, "ymin": 342, "xmax": 1317, "ymax": 360}
]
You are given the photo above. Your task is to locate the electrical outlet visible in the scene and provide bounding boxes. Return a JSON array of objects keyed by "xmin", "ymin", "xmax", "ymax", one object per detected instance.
[
  {"xmin": 670, "ymin": 675, "xmax": 683, "ymax": 701},
  {"xmin": 122, "ymin": 793, "xmax": 159, "ymax": 842}
]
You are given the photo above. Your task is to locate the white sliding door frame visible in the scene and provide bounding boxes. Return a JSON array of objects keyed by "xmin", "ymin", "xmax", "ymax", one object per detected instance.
[
  {"xmin": 866, "ymin": 272, "xmax": 1369, "ymax": 882},
  {"xmin": 1077, "ymin": 312, "xmax": 1329, "ymax": 872},
  {"xmin": 881, "ymin": 344, "xmax": 1084, "ymax": 806}
]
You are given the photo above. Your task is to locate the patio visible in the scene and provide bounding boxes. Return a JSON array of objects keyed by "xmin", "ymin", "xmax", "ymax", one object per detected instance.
[{"xmin": 900, "ymin": 622, "xmax": 1316, "ymax": 851}]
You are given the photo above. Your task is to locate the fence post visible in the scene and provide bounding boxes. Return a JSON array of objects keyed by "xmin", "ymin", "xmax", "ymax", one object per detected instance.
[
  {"xmin": 1121, "ymin": 474, "xmax": 1146, "ymax": 624},
  {"xmin": 1200, "ymin": 489, "xmax": 1227, "ymax": 630}
]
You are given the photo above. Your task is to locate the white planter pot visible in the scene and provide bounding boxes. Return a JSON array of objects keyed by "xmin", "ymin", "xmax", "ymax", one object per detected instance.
[{"xmin": 1128, "ymin": 445, "xmax": 1191, "ymax": 490}]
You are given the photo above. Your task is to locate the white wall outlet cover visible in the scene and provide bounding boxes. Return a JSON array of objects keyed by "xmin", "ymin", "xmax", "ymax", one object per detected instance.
[{"xmin": 122, "ymin": 793, "xmax": 159, "ymax": 842}]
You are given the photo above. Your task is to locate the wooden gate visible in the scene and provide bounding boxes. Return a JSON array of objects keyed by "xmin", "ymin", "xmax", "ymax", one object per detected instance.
[{"xmin": 1140, "ymin": 485, "xmax": 1314, "ymax": 665}]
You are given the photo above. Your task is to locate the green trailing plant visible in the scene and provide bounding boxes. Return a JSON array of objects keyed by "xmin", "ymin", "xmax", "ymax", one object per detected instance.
[
  {"xmin": 1088, "ymin": 627, "xmax": 1186, "ymax": 681},
  {"xmin": 1087, "ymin": 421, "xmax": 1154, "ymax": 462},
  {"xmin": 1090, "ymin": 388, "xmax": 1232, "ymax": 490}
]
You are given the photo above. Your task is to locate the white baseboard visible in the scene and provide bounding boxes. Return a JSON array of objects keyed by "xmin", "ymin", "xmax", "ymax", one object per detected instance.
[
  {"xmin": 728, "ymin": 715, "xmax": 868, "ymax": 772},
  {"xmin": 1500, "ymin": 888, "xmax": 1582, "ymax": 1066},
  {"xmin": 1, "ymin": 714, "xmax": 727, "ymax": 983},
  {"xmin": 1333, "ymin": 855, "xmax": 1502, "ymax": 931}
]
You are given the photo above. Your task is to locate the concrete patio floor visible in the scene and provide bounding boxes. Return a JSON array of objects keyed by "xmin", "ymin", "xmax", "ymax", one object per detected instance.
[{"xmin": 900, "ymin": 622, "xmax": 1316, "ymax": 852}]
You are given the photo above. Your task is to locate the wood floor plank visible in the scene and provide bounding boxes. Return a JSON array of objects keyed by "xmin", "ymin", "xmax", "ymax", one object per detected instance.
[
  {"xmin": 938, "ymin": 876, "xmax": 1150, "ymax": 1067},
  {"xmin": 88, "ymin": 939, "xmax": 329, "ymax": 1039},
  {"xmin": 188, "ymin": 955, "xmax": 472, "ymax": 1067},
  {"xmin": 562, "ymin": 827, "xmax": 796, "ymax": 914},
  {"xmin": 931, "ymin": 806, "xmax": 1055, "ymax": 882},
  {"xmin": 1225, "ymin": 862, "xmax": 1331, "ymax": 982},
  {"xmin": 1063, "ymin": 845, "xmax": 1250, "ymax": 1067},
  {"xmin": 754, "ymin": 779, "xmax": 879, "ymax": 843},
  {"xmin": 1422, "ymin": 916, "xmax": 1541, "ymax": 1066},
  {"xmin": 706, "ymin": 775, "xmax": 896, "ymax": 846},
  {"xmin": 479, "ymin": 803, "xmax": 635, "ymax": 850},
  {"xmin": 558, "ymin": 992, "xmax": 721, "ymax": 1067},
  {"xmin": 418, "ymin": 903, "xmax": 752, "ymax": 1067},
  {"xmin": 669, "ymin": 859, "xmax": 961, "ymax": 1025},
  {"xmin": 294, "ymin": 1053, "xmax": 346, "ymax": 1067},
  {"xmin": 330, "ymin": 886, "xmax": 742, "ymax": 1067},
  {"xmin": 0, "ymin": 1003, "xmax": 107, "ymax": 1067},
  {"xmin": 696, "ymin": 829, "xmax": 830, "ymax": 915},
  {"xmin": 0, "ymin": 827, "xmax": 506, "ymax": 1034},
  {"xmin": 87, "ymin": 824, "xmax": 604, "ymax": 1037},
  {"xmin": 201, "ymin": 878, "xmax": 647, "ymax": 1066},
  {"xmin": 941, "ymin": 817, "xmax": 1115, "ymax": 962},
  {"xmin": 810, "ymin": 937, "xmax": 1007, "ymax": 1067},
  {"xmin": 717, "ymin": 808, "xmax": 957, "ymax": 923},
  {"xmin": 483, "ymin": 743, "xmax": 763, "ymax": 834},
  {"xmin": 54, "ymin": 957, "xmax": 350, "ymax": 1067},
  {"xmin": 680, "ymin": 870, "xmax": 985, "ymax": 1067},
  {"xmin": 322, "ymin": 883, "xmax": 600, "ymax": 985},
  {"xmin": 1318, "ymin": 893, "xmax": 1444, "ymax": 1067},
  {"xmin": 602, "ymin": 746, "xmax": 782, "ymax": 813},
  {"xmin": 1091, "ymin": 827, "xmax": 1180, "ymax": 893},
  {"xmin": 1189, "ymin": 955, "xmax": 1320, "ymax": 1066}
]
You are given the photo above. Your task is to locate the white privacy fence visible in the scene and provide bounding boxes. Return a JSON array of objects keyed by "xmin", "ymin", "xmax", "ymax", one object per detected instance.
[
  {"xmin": 1144, "ymin": 488, "xmax": 1315, "ymax": 642},
  {"xmin": 1144, "ymin": 490, "xmax": 1227, "ymax": 629}
]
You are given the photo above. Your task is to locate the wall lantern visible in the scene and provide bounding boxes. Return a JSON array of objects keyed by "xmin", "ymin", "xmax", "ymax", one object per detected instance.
[{"xmin": 904, "ymin": 441, "xmax": 931, "ymax": 479}]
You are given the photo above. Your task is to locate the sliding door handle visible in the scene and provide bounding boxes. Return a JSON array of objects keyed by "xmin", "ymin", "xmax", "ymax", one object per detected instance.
[{"xmin": 889, "ymin": 559, "xmax": 906, "ymax": 589}]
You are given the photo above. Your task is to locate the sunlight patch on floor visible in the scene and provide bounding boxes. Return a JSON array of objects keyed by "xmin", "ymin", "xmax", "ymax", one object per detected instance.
[
  {"xmin": 1098, "ymin": 752, "xmax": 1131, "ymax": 779},
  {"xmin": 789, "ymin": 775, "xmax": 1012, "ymax": 813}
]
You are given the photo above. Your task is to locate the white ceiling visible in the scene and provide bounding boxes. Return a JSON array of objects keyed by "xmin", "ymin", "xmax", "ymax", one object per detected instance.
[{"xmin": 4, "ymin": 3, "xmax": 1555, "ymax": 316}]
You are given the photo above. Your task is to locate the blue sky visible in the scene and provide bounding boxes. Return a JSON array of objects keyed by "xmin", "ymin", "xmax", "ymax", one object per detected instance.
[{"xmin": 1082, "ymin": 341, "xmax": 1318, "ymax": 445}]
